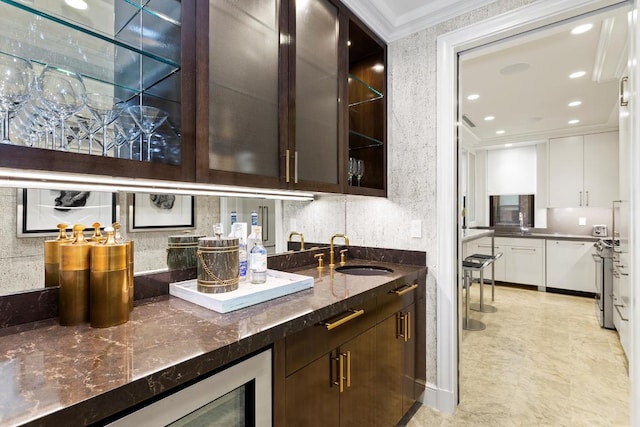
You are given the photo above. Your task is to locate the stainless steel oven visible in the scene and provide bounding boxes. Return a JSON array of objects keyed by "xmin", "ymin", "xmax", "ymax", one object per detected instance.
[{"xmin": 593, "ymin": 239, "xmax": 615, "ymax": 329}]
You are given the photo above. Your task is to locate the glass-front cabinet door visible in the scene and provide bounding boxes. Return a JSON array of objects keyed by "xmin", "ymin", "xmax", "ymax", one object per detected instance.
[
  {"xmin": 198, "ymin": 0, "xmax": 282, "ymax": 188},
  {"xmin": 292, "ymin": 0, "xmax": 342, "ymax": 192},
  {"xmin": 0, "ymin": 0, "xmax": 195, "ymax": 182}
]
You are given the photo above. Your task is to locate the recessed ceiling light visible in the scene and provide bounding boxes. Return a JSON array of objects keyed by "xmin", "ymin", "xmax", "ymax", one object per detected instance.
[
  {"xmin": 569, "ymin": 71, "xmax": 586, "ymax": 79},
  {"xmin": 65, "ymin": 0, "xmax": 88, "ymax": 9},
  {"xmin": 484, "ymin": 116, "xmax": 495, "ymax": 121},
  {"xmin": 499, "ymin": 63, "xmax": 530, "ymax": 75},
  {"xmin": 571, "ymin": 23, "xmax": 593, "ymax": 35},
  {"xmin": 505, "ymin": 143, "xmax": 513, "ymax": 147},
  {"xmin": 568, "ymin": 101, "xmax": 582, "ymax": 107},
  {"xmin": 568, "ymin": 119, "xmax": 580, "ymax": 124},
  {"xmin": 496, "ymin": 130, "xmax": 505, "ymax": 135},
  {"xmin": 372, "ymin": 63, "xmax": 384, "ymax": 72},
  {"xmin": 347, "ymin": 40, "xmax": 351, "ymax": 46},
  {"xmin": 467, "ymin": 94, "xmax": 480, "ymax": 100}
]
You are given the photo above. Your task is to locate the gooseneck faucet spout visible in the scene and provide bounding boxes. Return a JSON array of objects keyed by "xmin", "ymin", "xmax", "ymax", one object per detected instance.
[
  {"xmin": 329, "ymin": 234, "xmax": 350, "ymax": 267},
  {"xmin": 288, "ymin": 231, "xmax": 305, "ymax": 250}
]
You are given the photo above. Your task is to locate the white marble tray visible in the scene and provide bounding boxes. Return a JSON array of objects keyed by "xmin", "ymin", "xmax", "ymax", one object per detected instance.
[{"xmin": 169, "ymin": 269, "xmax": 314, "ymax": 313}]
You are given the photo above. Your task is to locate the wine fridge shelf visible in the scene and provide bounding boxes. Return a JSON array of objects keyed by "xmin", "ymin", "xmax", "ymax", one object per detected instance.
[{"xmin": 348, "ymin": 74, "xmax": 383, "ymax": 107}]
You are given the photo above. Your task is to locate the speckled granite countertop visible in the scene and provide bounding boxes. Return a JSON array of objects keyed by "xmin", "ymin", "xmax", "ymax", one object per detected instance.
[{"xmin": 0, "ymin": 258, "xmax": 426, "ymax": 426}]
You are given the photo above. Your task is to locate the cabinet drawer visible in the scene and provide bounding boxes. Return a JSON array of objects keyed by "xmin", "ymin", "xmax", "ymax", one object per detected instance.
[
  {"xmin": 377, "ymin": 277, "xmax": 419, "ymax": 321},
  {"xmin": 285, "ymin": 296, "xmax": 377, "ymax": 377}
]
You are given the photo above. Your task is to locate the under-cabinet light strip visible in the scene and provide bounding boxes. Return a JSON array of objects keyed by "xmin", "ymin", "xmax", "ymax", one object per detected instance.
[{"xmin": 0, "ymin": 169, "xmax": 315, "ymax": 201}]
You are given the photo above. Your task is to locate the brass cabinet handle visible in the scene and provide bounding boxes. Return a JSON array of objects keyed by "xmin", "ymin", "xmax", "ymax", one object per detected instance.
[
  {"xmin": 392, "ymin": 283, "xmax": 418, "ymax": 296},
  {"xmin": 285, "ymin": 149, "xmax": 290, "ymax": 183},
  {"xmin": 345, "ymin": 351, "xmax": 351, "ymax": 388},
  {"xmin": 407, "ymin": 311, "xmax": 411, "ymax": 341},
  {"xmin": 338, "ymin": 352, "xmax": 345, "ymax": 393},
  {"xmin": 323, "ymin": 309, "xmax": 365, "ymax": 330},
  {"xmin": 294, "ymin": 151, "xmax": 298, "ymax": 184}
]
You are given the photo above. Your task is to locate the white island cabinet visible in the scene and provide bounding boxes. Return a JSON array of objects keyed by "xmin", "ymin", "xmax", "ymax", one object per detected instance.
[
  {"xmin": 469, "ymin": 237, "xmax": 543, "ymax": 286},
  {"xmin": 546, "ymin": 239, "xmax": 596, "ymax": 293}
]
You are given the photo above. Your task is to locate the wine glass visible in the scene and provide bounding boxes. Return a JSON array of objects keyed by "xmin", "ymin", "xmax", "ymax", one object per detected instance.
[
  {"xmin": 0, "ymin": 52, "xmax": 34, "ymax": 144},
  {"xmin": 74, "ymin": 107, "xmax": 102, "ymax": 154},
  {"xmin": 356, "ymin": 159, "xmax": 365, "ymax": 186},
  {"xmin": 127, "ymin": 105, "xmax": 168, "ymax": 162},
  {"xmin": 114, "ymin": 113, "xmax": 142, "ymax": 160},
  {"xmin": 36, "ymin": 66, "xmax": 86, "ymax": 151},
  {"xmin": 348, "ymin": 157, "xmax": 356, "ymax": 186},
  {"xmin": 85, "ymin": 93, "xmax": 125, "ymax": 157}
]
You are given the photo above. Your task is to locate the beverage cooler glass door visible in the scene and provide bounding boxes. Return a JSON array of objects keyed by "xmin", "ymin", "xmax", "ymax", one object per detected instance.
[{"xmin": 108, "ymin": 349, "xmax": 272, "ymax": 426}]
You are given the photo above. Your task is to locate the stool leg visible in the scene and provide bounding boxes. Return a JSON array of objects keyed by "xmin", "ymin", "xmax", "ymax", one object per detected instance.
[
  {"xmin": 479, "ymin": 269, "xmax": 484, "ymax": 312},
  {"xmin": 491, "ymin": 261, "xmax": 495, "ymax": 302}
]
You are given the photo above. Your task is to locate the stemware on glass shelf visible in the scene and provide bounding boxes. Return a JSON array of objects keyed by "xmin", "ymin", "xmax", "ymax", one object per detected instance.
[
  {"xmin": 85, "ymin": 93, "xmax": 125, "ymax": 157},
  {"xmin": 348, "ymin": 157, "xmax": 356, "ymax": 186},
  {"xmin": 74, "ymin": 108, "xmax": 102, "ymax": 155},
  {"xmin": 128, "ymin": 105, "xmax": 169, "ymax": 162},
  {"xmin": 0, "ymin": 52, "xmax": 34, "ymax": 144},
  {"xmin": 36, "ymin": 65, "xmax": 86, "ymax": 151},
  {"xmin": 114, "ymin": 113, "xmax": 142, "ymax": 161},
  {"xmin": 356, "ymin": 159, "xmax": 365, "ymax": 186}
]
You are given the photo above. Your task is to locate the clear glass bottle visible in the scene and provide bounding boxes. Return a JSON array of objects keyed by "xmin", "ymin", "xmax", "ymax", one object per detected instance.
[
  {"xmin": 249, "ymin": 226, "xmax": 267, "ymax": 284},
  {"xmin": 237, "ymin": 227, "xmax": 248, "ymax": 283}
]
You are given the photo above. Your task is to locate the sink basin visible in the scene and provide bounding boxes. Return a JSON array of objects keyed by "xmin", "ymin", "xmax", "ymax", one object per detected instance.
[{"xmin": 334, "ymin": 265, "xmax": 394, "ymax": 275}]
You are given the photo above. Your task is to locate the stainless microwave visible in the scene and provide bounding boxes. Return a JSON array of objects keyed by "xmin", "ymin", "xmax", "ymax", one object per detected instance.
[{"xmin": 489, "ymin": 195, "xmax": 534, "ymax": 227}]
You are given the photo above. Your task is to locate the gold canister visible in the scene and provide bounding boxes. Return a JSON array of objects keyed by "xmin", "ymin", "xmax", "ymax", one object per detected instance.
[
  {"xmin": 90, "ymin": 227, "xmax": 129, "ymax": 328},
  {"xmin": 58, "ymin": 224, "xmax": 91, "ymax": 326},
  {"xmin": 196, "ymin": 237, "xmax": 240, "ymax": 293},
  {"xmin": 44, "ymin": 223, "xmax": 72, "ymax": 287},
  {"xmin": 113, "ymin": 223, "xmax": 134, "ymax": 312}
]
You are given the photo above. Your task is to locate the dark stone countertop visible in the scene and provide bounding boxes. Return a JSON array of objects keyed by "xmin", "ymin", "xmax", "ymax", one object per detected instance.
[
  {"xmin": 468, "ymin": 227, "xmax": 600, "ymax": 242},
  {"xmin": 0, "ymin": 258, "xmax": 426, "ymax": 426}
]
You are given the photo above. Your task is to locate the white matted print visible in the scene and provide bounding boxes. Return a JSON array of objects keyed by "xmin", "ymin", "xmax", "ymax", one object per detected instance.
[
  {"xmin": 18, "ymin": 189, "xmax": 117, "ymax": 237},
  {"xmin": 129, "ymin": 193, "xmax": 195, "ymax": 231}
]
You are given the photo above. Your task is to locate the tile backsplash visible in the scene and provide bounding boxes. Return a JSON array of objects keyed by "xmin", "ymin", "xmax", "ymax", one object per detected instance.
[{"xmin": 546, "ymin": 207, "xmax": 612, "ymax": 236}]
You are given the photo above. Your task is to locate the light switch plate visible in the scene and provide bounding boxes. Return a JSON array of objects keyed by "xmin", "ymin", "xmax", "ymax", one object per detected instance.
[
  {"xmin": 410, "ymin": 220, "xmax": 422, "ymax": 238},
  {"xmin": 578, "ymin": 217, "xmax": 587, "ymax": 226}
]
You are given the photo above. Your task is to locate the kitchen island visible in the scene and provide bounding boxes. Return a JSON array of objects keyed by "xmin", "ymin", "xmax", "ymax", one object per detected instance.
[{"xmin": 0, "ymin": 250, "xmax": 426, "ymax": 426}]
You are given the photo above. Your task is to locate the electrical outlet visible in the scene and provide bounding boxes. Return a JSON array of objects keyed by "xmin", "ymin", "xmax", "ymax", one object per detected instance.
[
  {"xmin": 578, "ymin": 217, "xmax": 587, "ymax": 226},
  {"xmin": 410, "ymin": 220, "xmax": 422, "ymax": 238}
]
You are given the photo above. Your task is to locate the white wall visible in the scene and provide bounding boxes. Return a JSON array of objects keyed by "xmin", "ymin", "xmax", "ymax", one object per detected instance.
[{"xmin": 283, "ymin": 0, "xmax": 540, "ymax": 392}]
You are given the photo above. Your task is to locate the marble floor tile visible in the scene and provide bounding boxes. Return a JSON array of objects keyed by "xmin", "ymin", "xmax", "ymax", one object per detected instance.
[{"xmin": 408, "ymin": 285, "xmax": 630, "ymax": 426}]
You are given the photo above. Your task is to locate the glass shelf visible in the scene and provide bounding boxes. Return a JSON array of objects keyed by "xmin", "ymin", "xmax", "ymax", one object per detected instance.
[
  {"xmin": 349, "ymin": 130, "xmax": 383, "ymax": 150},
  {"xmin": 348, "ymin": 74, "xmax": 383, "ymax": 107},
  {"xmin": 0, "ymin": 0, "xmax": 180, "ymax": 97}
]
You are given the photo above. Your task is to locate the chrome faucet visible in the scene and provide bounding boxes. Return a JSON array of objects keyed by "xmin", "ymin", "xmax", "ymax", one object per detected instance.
[
  {"xmin": 329, "ymin": 234, "xmax": 350, "ymax": 267},
  {"xmin": 288, "ymin": 231, "xmax": 305, "ymax": 250}
]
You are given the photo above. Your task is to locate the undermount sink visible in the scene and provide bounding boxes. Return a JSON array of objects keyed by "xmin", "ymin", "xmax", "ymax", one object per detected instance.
[{"xmin": 334, "ymin": 265, "xmax": 394, "ymax": 275}]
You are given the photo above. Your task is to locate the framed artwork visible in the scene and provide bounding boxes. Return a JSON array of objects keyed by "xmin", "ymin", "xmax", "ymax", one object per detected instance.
[
  {"xmin": 17, "ymin": 189, "xmax": 117, "ymax": 237},
  {"xmin": 129, "ymin": 193, "xmax": 195, "ymax": 231}
]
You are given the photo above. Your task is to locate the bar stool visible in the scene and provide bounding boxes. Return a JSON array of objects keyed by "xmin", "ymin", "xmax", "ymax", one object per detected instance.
[
  {"xmin": 468, "ymin": 252, "xmax": 503, "ymax": 312},
  {"xmin": 462, "ymin": 256, "xmax": 492, "ymax": 331}
]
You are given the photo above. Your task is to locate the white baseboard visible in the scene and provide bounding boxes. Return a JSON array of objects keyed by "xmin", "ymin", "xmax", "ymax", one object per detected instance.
[{"xmin": 421, "ymin": 383, "xmax": 457, "ymax": 414}]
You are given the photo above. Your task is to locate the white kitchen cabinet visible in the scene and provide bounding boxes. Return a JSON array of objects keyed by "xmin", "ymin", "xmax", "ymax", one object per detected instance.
[
  {"xmin": 504, "ymin": 238, "xmax": 545, "ymax": 286},
  {"xmin": 548, "ymin": 132, "xmax": 618, "ymax": 208},
  {"xmin": 546, "ymin": 239, "xmax": 596, "ymax": 293}
]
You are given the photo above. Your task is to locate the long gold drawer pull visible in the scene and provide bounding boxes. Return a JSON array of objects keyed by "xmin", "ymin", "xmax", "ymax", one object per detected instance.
[
  {"xmin": 407, "ymin": 312, "xmax": 411, "ymax": 341},
  {"xmin": 286, "ymin": 149, "xmax": 290, "ymax": 183},
  {"xmin": 392, "ymin": 283, "xmax": 418, "ymax": 296},
  {"xmin": 339, "ymin": 352, "xmax": 345, "ymax": 393},
  {"xmin": 345, "ymin": 351, "xmax": 351, "ymax": 388},
  {"xmin": 323, "ymin": 309, "xmax": 365, "ymax": 330}
]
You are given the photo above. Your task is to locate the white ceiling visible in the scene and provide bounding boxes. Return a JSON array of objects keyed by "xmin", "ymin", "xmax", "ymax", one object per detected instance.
[{"xmin": 343, "ymin": 1, "xmax": 630, "ymax": 149}]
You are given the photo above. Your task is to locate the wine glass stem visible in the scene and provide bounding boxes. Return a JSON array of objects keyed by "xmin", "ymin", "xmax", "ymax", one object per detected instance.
[
  {"xmin": 147, "ymin": 133, "xmax": 153, "ymax": 162},
  {"xmin": 358, "ymin": 176, "xmax": 361, "ymax": 186},
  {"xmin": 102, "ymin": 120, "xmax": 109, "ymax": 157},
  {"xmin": 1, "ymin": 112, "xmax": 10, "ymax": 144}
]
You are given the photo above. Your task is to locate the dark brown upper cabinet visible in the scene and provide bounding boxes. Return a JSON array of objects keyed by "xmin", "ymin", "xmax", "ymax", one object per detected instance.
[
  {"xmin": 346, "ymin": 17, "xmax": 387, "ymax": 196},
  {"xmin": 197, "ymin": 0, "xmax": 345, "ymax": 193},
  {"xmin": 0, "ymin": 0, "xmax": 196, "ymax": 183}
]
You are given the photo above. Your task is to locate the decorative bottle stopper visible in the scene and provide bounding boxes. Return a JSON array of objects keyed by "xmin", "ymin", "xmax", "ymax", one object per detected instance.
[
  {"xmin": 56, "ymin": 223, "xmax": 70, "ymax": 240},
  {"xmin": 112, "ymin": 222, "xmax": 123, "ymax": 243},
  {"xmin": 88, "ymin": 222, "xmax": 103, "ymax": 243},
  {"xmin": 73, "ymin": 224, "xmax": 87, "ymax": 243}
]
